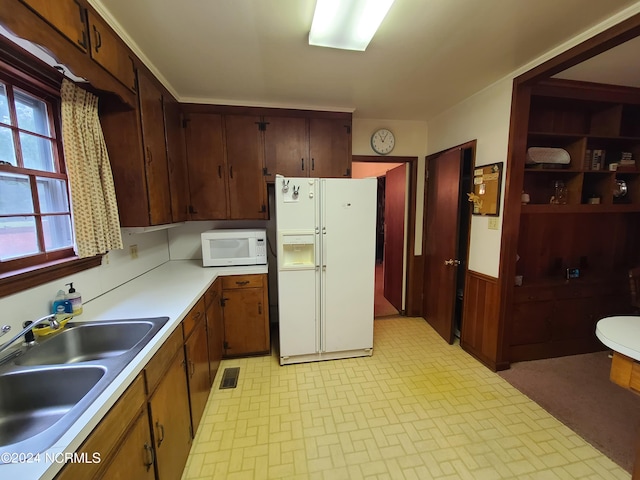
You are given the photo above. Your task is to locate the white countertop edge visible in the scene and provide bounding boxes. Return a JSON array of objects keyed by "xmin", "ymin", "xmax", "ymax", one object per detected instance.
[
  {"xmin": 1, "ymin": 260, "xmax": 268, "ymax": 480},
  {"xmin": 596, "ymin": 315, "xmax": 640, "ymax": 362}
]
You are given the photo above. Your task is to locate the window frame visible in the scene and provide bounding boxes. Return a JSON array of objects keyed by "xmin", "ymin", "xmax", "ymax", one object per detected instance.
[{"xmin": 0, "ymin": 41, "xmax": 101, "ymax": 298}]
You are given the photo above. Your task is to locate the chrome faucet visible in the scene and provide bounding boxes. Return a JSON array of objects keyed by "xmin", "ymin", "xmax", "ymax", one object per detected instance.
[{"xmin": 0, "ymin": 314, "xmax": 61, "ymax": 357}]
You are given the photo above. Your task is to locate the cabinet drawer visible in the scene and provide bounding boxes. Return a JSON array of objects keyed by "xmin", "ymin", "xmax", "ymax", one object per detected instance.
[
  {"xmin": 55, "ymin": 374, "xmax": 146, "ymax": 480},
  {"xmin": 222, "ymin": 274, "xmax": 263, "ymax": 290},
  {"xmin": 145, "ymin": 327, "xmax": 183, "ymax": 395},
  {"xmin": 182, "ymin": 297, "xmax": 205, "ymax": 339}
]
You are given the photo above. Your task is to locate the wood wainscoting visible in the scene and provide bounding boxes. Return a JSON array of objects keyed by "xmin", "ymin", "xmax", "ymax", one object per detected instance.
[{"xmin": 461, "ymin": 270, "xmax": 508, "ymax": 371}]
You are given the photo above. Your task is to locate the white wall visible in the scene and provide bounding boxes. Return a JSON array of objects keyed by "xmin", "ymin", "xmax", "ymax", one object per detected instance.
[
  {"xmin": 0, "ymin": 229, "xmax": 169, "ymax": 334},
  {"xmin": 352, "ymin": 118, "xmax": 428, "ymax": 255},
  {"xmin": 426, "ymin": 78, "xmax": 514, "ymax": 277}
]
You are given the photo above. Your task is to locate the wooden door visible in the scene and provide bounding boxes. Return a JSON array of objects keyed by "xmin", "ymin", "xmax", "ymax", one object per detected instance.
[
  {"xmin": 164, "ymin": 97, "xmax": 189, "ymax": 222},
  {"xmin": 222, "ymin": 288, "xmax": 269, "ymax": 356},
  {"xmin": 184, "ymin": 113, "xmax": 228, "ymax": 219},
  {"xmin": 185, "ymin": 320, "xmax": 210, "ymax": 436},
  {"xmin": 309, "ymin": 118, "xmax": 351, "ymax": 178},
  {"xmin": 423, "ymin": 148, "xmax": 464, "ymax": 343},
  {"xmin": 205, "ymin": 280, "xmax": 224, "ymax": 384},
  {"xmin": 138, "ymin": 70, "xmax": 172, "ymax": 225},
  {"xmin": 224, "ymin": 115, "xmax": 267, "ymax": 219},
  {"xmin": 383, "ymin": 164, "xmax": 406, "ymax": 312},
  {"xmin": 86, "ymin": 10, "xmax": 136, "ymax": 91},
  {"xmin": 96, "ymin": 410, "xmax": 155, "ymax": 480},
  {"xmin": 21, "ymin": 0, "xmax": 88, "ymax": 51},
  {"xmin": 263, "ymin": 116, "xmax": 307, "ymax": 181},
  {"xmin": 149, "ymin": 349, "xmax": 192, "ymax": 480}
]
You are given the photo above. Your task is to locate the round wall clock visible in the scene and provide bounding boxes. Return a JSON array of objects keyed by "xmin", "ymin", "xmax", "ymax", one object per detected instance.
[{"xmin": 371, "ymin": 128, "xmax": 395, "ymax": 155}]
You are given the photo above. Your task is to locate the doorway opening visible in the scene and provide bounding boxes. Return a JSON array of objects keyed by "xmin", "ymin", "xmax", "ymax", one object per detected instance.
[{"xmin": 352, "ymin": 159, "xmax": 413, "ymax": 318}]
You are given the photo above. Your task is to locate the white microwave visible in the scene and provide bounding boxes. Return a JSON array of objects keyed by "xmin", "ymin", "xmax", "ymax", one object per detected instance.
[{"xmin": 201, "ymin": 229, "xmax": 267, "ymax": 267}]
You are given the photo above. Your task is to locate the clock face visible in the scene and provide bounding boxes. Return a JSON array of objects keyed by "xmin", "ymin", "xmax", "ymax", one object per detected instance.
[{"xmin": 371, "ymin": 128, "xmax": 395, "ymax": 155}]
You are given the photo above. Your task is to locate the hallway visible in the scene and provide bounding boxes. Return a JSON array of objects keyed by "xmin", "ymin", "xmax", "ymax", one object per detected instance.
[{"xmin": 374, "ymin": 263, "xmax": 399, "ymax": 318}]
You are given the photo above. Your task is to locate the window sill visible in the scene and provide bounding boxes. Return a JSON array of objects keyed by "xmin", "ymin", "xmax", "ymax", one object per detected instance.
[{"xmin": 0, "ymin": 255, "xmax": 102, "ymax": 298}]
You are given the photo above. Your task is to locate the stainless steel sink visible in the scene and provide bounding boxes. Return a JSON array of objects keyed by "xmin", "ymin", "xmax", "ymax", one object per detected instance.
[
  {"xmin": 15, "ymin": 319, "xmax": 157, "ymax": 366},
  {"xmin": 0, "ymin": 366, "xmax": 105, "ymax": 447},
  {"xmin": 0, "ymin": 316, "xmax": 169, "ymax": 462}
]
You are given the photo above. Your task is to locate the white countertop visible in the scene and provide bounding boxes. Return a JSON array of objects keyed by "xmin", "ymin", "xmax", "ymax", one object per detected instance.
[
  {"xmin": 1, "ymin": 260, "xmax": 267, "ymax": 480},
  {"xmin": 596, "ymin": 315, "xmax": 640, "ymax": 361}
]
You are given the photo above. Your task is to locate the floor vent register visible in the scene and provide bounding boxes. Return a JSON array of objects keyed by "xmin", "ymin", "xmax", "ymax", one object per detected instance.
[{"xmin": 219, "ymin": 367, "xmax": 240, "ymax": 389}]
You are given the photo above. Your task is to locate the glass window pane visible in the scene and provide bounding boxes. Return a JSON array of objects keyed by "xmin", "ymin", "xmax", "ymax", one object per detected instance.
[
  {"xmin": 0, "ymin": 172, "xmax": 34, "ymax": 214},
  {"xmin": 19, "ymin": 132, "xmax": 55, "ymax": 172},
  {"xmin": 14, "ymin": 89, "xmax": 50, "ymax": 136},
  {"xmin": 37, "ymin": 177, "xmax": 69, "ymax": 213},
  {"xmin": 0, "ymin": 83, "xmax": 10, "ymax": 125},
  {"xmin": 0, "ymin": 125, "xmax": 16, "ymax": 166},
  {"xmin": 42, "ymin": 215, "xmax": 73, "ymax": 251},
  {"xmin": 0, "ymin": 216, "xmax": 40, "ymax": 261}
]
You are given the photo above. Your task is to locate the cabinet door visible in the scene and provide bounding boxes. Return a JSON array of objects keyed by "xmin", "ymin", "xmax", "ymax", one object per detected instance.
[
  {"xmin": 222, "ymin": 287, "xmax": 269, "ymax": 356},
  {"xmin": 309, "ymin": 118, "xmax": 352, "ymax": 178},
  {"xmin": 86, "ymin": 10, "xmax": 136, "ymax": 92},
  {"xmin": 149, "ymin": 349, "xmax": 192, "ymax": 480},
  {"xmin": 184, "ymin": 113, "xmax": 228, "ymax": 219},
  {"xmin": 138, "ymin": 70, "xmax": 172, "ymax": 225},
  {"xmin": 21, "ymin": 0, "xmax": 88, "ymax": 51},
  {"xmin": 185, "ymin": 319, "xmax": 210, "ymax": 435},
  {"xmin": 96, "ymin": 410, "xmax": 155, "ymax": 480},
  {"xmin": 205, "ymin": 280, "xmax": 224, "ymax": 384},
  {"xmin": 224, "ymin": 115, "xmax": 267, "ymax": 219},
  {"xmin": 164, "ymin": 97, "xmax": 190, "ymax": 222},
  {"xmin": 263, "ymin": 116, "xmax": 307, "ymax": 181},
  {"xmin": 510, "ymin": 301, "xmax": 553, "ymax": 346}
]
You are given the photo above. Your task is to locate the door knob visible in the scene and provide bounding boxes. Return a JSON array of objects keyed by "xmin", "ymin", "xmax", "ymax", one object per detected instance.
[{"xmin": 444, "ymin": 259, "xmax": 461, "ymax": 266}]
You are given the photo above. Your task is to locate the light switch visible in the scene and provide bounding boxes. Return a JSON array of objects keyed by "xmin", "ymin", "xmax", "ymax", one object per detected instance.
[{"xmin": 488, "ymin": 217, "xmax": 499, "ymax": 230}]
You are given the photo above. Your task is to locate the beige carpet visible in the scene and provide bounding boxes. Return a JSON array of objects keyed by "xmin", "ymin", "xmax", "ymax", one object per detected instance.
[{"xmin": 499, "ymin": 351, "xmax": 640, "ymax": 473}]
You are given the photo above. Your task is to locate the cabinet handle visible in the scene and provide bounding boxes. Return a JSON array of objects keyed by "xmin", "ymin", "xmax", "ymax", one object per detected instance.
[
  {"xmin": 193, "ymin": 311, "xmax": 202, "ymax": 320},
  {"xmin": 92, "ymin": 25, "xmax": 102, "ymax": 52},
  {"xmin": 218, "ymin": 165, "xmax": 222, "ymax": 178},
  {"xmin": 189, "ymin": 359, "xmax": 195, "ymax": 378},
  {"xmin": 155, "ymin": 421, "xmax": 165, "ymax": 447},
  {"xmin": 312, "ymin": 158, "xmax": 315, "ymax": 171},
  {"xmin": 235, "ymin": 280, "xmax": 250, "ymax": 286},
  {"xmin": 143, "ymin": 443, "xmax": 155, "ymax": 471},
  {"xmin": 258, "ymin": 302, "xmax": 262, "ymax": 315},
  {"xmin": 230, "ymin": 166, "xmax": 234, "ymax": 178},
  {"xmin": 146, "ymin": 147, "xmax": 153, "ymax": 164},
  {"xmin": 301, "ymin": 158, "xmax": 304, "ymax": 171}
]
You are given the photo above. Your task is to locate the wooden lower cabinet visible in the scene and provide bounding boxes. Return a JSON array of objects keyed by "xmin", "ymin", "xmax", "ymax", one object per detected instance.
[
  {"xmin": 185, "ymin": 318, "xmax": 210, "ymax": 435},
  {"xmin": 148, "ymin": 347, "xmax": 192, "ymax": 480},
  {"xmin": 97, "ymin": 409, "xmax": 155, "ymax": 480},
  {"xmin": 55, "ymin": 375, "xmax": 148, "ymax": 480},
  {"xmin": 205, "ymin": 278, "xmax": 224, "ymax": 384},
  {"xmin": 222, "ymin": 274, "xmax": 270, "ymax": 357}
]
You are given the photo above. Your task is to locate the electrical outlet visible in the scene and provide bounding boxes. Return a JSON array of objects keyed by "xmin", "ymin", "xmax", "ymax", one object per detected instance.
[
  {"xmin": 488, "ymin": 217, "xmax": 499, "ymax": 230},
  {"xmin": 130, "ymin": 244, "xmax": 138, "ymax": 259}
]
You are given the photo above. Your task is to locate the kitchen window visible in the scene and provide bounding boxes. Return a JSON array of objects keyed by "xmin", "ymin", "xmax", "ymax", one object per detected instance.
[{"xmin": 0, "ymin": 60, "xmax": 106, "ymax": 298}]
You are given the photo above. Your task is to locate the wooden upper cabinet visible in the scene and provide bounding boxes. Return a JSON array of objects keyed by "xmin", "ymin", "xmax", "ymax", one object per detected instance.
[
  {"xmin": 309, "ymin": 117, "xmax": 352, "ymax": 178},
  {"xmin": 224, "ymin": 115, "xmax": 267, "ymax": 219},
  {"xmin": 184, "ymin": 113, "xmax": 228, "ymax": 220},
  {"xmin": 86, "ymin": 9, "xmax": 136, "ymax": 92},
  {"xmin": 263, "ymin": 116, "xmax": 307, "ymax": 181},
  {"xmin": 20, "ymin": 0, "xmax": 88, "ymax": 51},
  {"xmin": 138, "ymin": 70, "xmax": 172, "ymax": 225},
  {"xmin": 164, "ymin": 97, "xmax": 190, "ymax": 223}
]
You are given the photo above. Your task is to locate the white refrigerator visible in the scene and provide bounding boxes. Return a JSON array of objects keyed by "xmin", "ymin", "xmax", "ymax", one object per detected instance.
[{"xmin": 275, "ymin": 175, "xmax": 377, "ymax": 365}]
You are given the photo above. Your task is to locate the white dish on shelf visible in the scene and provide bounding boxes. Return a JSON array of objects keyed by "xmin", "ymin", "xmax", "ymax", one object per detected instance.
[{"xmin": 526, "ymin": 147, "xmax": 571, "ymax": 165}]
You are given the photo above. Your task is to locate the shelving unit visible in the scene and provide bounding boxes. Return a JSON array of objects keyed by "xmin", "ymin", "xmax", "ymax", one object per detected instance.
[{"xmin": 510, "ymin": 80, "xmax": 640, "ymax": 362}]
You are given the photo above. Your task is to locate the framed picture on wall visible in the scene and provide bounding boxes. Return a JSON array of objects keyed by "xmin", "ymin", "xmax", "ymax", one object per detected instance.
[{"xmin": 471, "ymin": 162, "xmax": 503, "ymax": 216}]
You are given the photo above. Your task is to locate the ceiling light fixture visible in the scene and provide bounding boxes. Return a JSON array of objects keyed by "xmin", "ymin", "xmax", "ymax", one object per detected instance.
[{"xmin": 309, "ymin": 0, "xmax": 395, "ymax": 51}]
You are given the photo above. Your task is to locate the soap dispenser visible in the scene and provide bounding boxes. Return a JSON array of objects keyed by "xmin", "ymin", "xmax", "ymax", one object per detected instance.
[
  {"xmin": 51, "ymin": 289, "xmax": 72, "ymax": 315},
  {"xmin": 66, "ymin": 282, "xmax": 83, "ymax": 316}
]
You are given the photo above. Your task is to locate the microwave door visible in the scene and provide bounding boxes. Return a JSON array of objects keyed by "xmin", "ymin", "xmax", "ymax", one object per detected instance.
[{"xmin": 209, "ymin": 237, "xmax": 254, "ymax": 265}]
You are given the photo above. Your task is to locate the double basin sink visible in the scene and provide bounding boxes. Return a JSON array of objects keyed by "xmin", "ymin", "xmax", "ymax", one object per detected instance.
[{"xmin": 0, "ymin": 317, "xmax": 168, "ymax": 463}]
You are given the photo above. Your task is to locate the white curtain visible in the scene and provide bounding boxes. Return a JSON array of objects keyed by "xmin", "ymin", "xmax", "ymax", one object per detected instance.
[{"xmin": 60, "ymin": 79, "xmax": 123, "ymax": 258}]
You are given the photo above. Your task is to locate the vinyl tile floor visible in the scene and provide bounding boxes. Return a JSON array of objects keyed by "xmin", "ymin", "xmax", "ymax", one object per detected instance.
[{"xmin": 181, "ymin": 317, "xmax": 629, "ymax": 480}]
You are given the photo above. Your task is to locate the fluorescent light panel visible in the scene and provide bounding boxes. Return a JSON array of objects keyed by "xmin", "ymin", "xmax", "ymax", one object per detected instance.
[{"xmin": 309, "ymin": 0, "xmax": 394, "ymax": 51}]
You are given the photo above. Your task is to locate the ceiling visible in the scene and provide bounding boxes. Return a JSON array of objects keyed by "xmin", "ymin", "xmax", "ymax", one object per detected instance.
[{"xmin": 92, "ymin": 0, "xmax": 640, "ymax": 121}]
